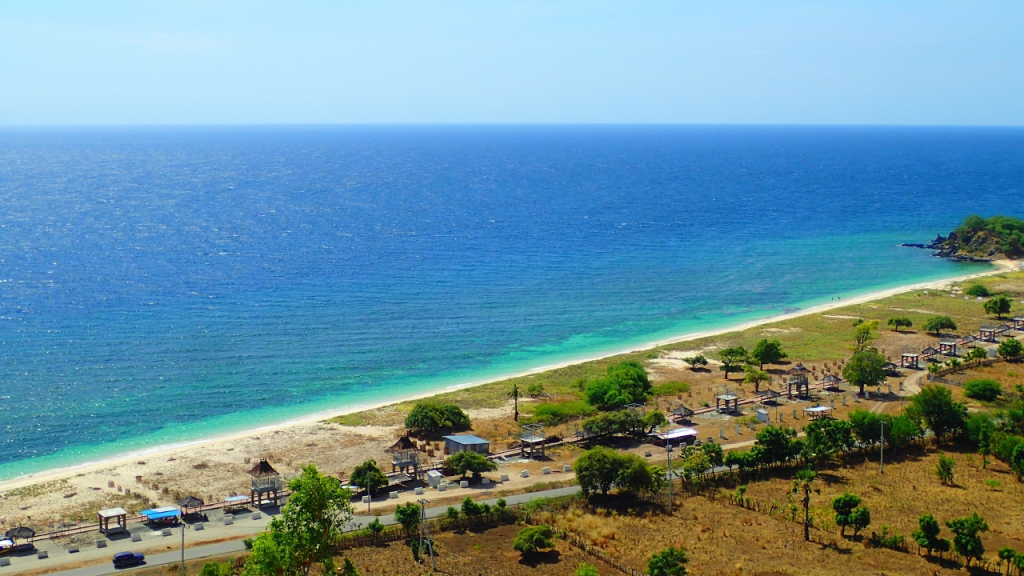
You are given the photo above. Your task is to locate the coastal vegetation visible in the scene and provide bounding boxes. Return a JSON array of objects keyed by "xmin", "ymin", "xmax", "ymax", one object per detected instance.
[
  {"xmin": 936, "ymin": 215, "xmax": 1024, "ymax": 260},
  {"xmin": 403, "ymin": 401, "xmax": 472, "ymax": 435}
]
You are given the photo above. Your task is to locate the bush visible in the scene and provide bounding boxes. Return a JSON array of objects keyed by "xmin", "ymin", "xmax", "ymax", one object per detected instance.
[
  {"xmin": 404, "ymin": 402, "xmax": 471, "ymax": 434},
  {"xmin": 340, "ymin": 558, "xmax": 360, "ymax": 576},
  {"xmin": 964, "ymin": 379, "xmax": 1002, "ymax": 401},
  {"xmin": 965, "ymin": 284, "xmax": 991, "ymax": 297},
  {"xmin": 446, "ymin": 451, "xmax": 497, "ymax": 478},
  {"xmin": 575, "ymin": 446, "xmax": 663, "ymax": 498},
  {"xmin": 651, "ymin": 381, "xmax": 691, "ymax": 396},
  {"xmin": 393, "ymin": 502, "xmax": 421, "ymax": 534},
  {"xmin": 199, "ymin": 561, "xmax": 233, "ymax": 576},
  {"xmin": 512, "ymin": 525, "xmax": 554, "ymax": 554},
  {"xmin": 575, "ymin": 563, "xmax": 600, "ymax": 576},
  {"xmin": 529, "ymin": 401, "xmax": 597, "ymax": 425},
  {"xmin": 647, "ymin": 547, "xmax": 689, "ymax": 576},
  {"xmin": 868, "ymin": 526, "xmax": 906, "ymax": 551},
  {"xmin": 936, "ymin": 453, "xmax": 956, "ymax": 485},
  {"xmin": 584, "ymin": 361, "xmax": 652, "ymax": 409},
  {"xmin": 999, "ymin": 338, "xmax": 1023, "ymax": 361}
]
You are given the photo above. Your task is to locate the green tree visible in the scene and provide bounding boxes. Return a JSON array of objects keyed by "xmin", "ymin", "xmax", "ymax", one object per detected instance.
[
  {"xmin": 911, "ymin": 385, "xmax": 967, "ymax": 441},
  {"xmin": 964, "ymin": 378, "xmax": 1002, "ymax": 401},
  {"xmin": 965, "ymin": 347, "xmax": 989, "ymax": 362},
  {"xmin": 832, "ymin": 492, "xmax": 862, "ymax": 536},
  {"xmin": 718, "ymin": 346, "xmax": 749, "ymax": 380},
  {"xmin": 843, "ymin": 349, "xmax": 888, "ymax": 395},
  {"xmin": 683, "ymin": 354, "xmax": 708, "ymax": 370},
  {"xmin": 936, "ymin": 453, "xmax": 956, "ymax": 485},
  {"xmin": 461, "ymin": 496, "xmax": 484, "ymax": 518},
  {"xmin": 616, "ymin": 454, "xmax": 665, "ymax": 497},
  {"xmin": 999, "ymin": 338, "xmax": 1023, "ymax": 361},
  {"xmin": 642, "ymin": 410, "xmax": 668, "ymax": 433},
  {"xmin": 887, "ymin": 415, "xmax": 922, "ymax": 452},
  {"xmin": 366, "ymin": 518, "xmax": 384, "ymax": 540},
  {"xmin": 445, "ymin": 451, "xmax": 497, "ymax": 478},
  {"xmin": 912, "ymin": 514, "xmax": 950, "ymax": 556},
  {"xmin": 743, "ymin": 366, "xmax": 772, "ymax": 392},
  {"xmin": 527, "ymin": 382, "xmax": 546, "ymax": 397},
  {"xmin": 791, "ymin": 468, "xmax": 818, "ymax": 541},
  {"xmin": 848, "ymin": 409, "xmax": 884, "ymax": 444},
  {"xmin": 850, "ymin": 506, "xmax": 871, "ymax": 536},
  {"xmin": 922, "ymin": 315, "xmax": 958, "ymax": 335},
  {"xmin": 512, "ymin": 525, "xmax": 554, "ymax": 554},
  {"xmin": 404, "ymin": 402, "xmax": 471, "ymax": 434},
  {"xmin": 965, "ymin": 284, "xmax": 991, "ymax": 297},
  {"xmin": 754, "ymin": 425, "xmax": 799, "ymax": 466},
  {"xmin": 350, "ymin": 459, "xmax": 389, "ymax": 500},
  {"xmin": 998, "ymin": 547, "xmax": 1017, "ymax": 576},
  {"xmin": 946, "ymin": 513, "xmax": 988, "ymax": 567},
  {"xmin": 393, "ymin": 502, "xmax": 421, "ymax": 535},
  {"xmin": 242, "ymin": 465, "xmax": 353, "ymax": 576},
  {"xmin": 701, "ymin": 441, "xmax": 724, "ymax": 468},
  {"xmin": 1011, "ymin": 443, "xmax": 1024, "ymax": 481},
  {"xmin": 751, "ymin": 338, "xmax": 788, "ymax": 369},
  {"xmin": 801, "ymin": 419, "xmax": 854, "ymax": 467},
  {"xmin": 887, "ymin": 316, "xmax": 913, "ymax": 332},
  {"xmin": 647, "ymin": 547, "xmax": 689, "ymax": 576},
  {"xmin": 575, "ymin": 447, "xmax": 622, "ymax": 497},
  {"xmin": 852, "ymin": 320, "xmax": 879, "ymax": 352},
  {"xmin": 575, "ymin": 563, "xmax": 600, "ymax": 576},
  {"xmin": 584, "ymin": 361, "xmax": 653, "ymax": 409},
  {"xmin": 967, "ymin": 413, "xmax": 995, "ymax": 468},
  {"xmin": 339, "ymin": 559, "xmax": 360, "ymax": 576},
  {"xmin": 984, "ymin": 294, "xmax": 1013, "ymax": 319}
]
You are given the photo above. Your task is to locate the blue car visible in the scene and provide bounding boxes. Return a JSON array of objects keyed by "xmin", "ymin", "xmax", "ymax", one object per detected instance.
[{"xmin": 113, "ymin": 551, "xmax": 145, "ymax": 569}]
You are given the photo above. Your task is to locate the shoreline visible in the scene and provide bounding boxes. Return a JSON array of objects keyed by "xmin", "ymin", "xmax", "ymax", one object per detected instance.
[{"xmin": 0, "ymin": 260, "xmax": 1015, "ymax": 493}]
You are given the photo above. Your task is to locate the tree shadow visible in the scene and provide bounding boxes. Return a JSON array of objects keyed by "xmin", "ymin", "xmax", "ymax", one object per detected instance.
[
  {"xmin": 922, "ymin": 554, "xmax": 963, "ymax": 570},
  {"xmin": 518, "ymin": 550, "xmax": 562, "ymax": 567},
  {"xmin": 817, "ymin": 541, "xmax": 852, "ymax": 555}
]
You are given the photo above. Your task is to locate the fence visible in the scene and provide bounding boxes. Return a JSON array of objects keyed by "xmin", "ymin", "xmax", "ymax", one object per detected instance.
[{"xmin": 927, "ymin": 357, "xmax": 1001, "ymax": 379}]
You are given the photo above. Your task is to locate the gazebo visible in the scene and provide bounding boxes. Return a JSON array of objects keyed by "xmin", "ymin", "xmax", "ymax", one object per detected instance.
[
  {"xmin": 97, "ymin": 508, "xmax": 127, "ymax": 535},
  {"xmin": 4, "ymin": 526, "xmax": 35, "ymax": 541},
  {"xmin": 715, "ymin": 387, "xmax": 739, "ymax": 414},
  {"xmin": 938, "ymin": 339, "xmax": 958, "ymax": 356},
  {"xmin": 900, "ymin": 352, "xmax": 920, "ymax": 369},
  {"xmin": 1012, "ymin": 316, "xmax": 1024, "ymax": 330},
  {"xmin": 520, "ymin": 423, "xmax": 546, "ymax": 458},
  {"xmin": 920, "ymin": 346, "xmax": 940, "ymax": 361},
  {"xmin": 786, "ymin": 364, "xmax": 810, "ymax": 397},
  {"xmin": 177, "ymin": 496, "xmax": 205, "ymax": 520},
  {"xmin": 671, "ymin": 405, "xmax": 695, "ymax": 423},
  {"xmin": 821, "ymin": 374, "xmax": 842, "ymax": 391},
  {"xmin": 249, "ymin": 458, "xmax": 282, "ymax": 508},
  {"xmin": 979, "ymin": 326, "xmax": 998, "ymax": 343},
  {"xmin": 959, "ymin": 334, "xmax": 978, "ymax": 348}
]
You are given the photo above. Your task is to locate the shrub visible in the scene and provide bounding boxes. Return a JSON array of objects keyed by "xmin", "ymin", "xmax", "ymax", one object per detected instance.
[
  {"xmin": 199, "ymin": 562, "xmax": 233, "ymax": 576},
  {"xmin": 575, "ymin": 563, "xmax": 600, "ymax": 576},
  {"xmin": 647, "ymin": 547, "xmax": 689, "ymax": 576},
  {"xmin": 393, "ymin": 502, "xmax": 421, "ymax": 534},
  {"xmin": 682, "ymin": 354, "xmax": 708, "ymax": 370},
  {"xmin": 651, "ymin": 381, "xmax": 691, "ymax": 396},
  {"xmin": 340, "ymin": 558, "xmax": 360, "ymax": 576},
  {"xmin": 404, "ymin": 402, "xmax": 471, "ymax": 434},
  {"xmin": 445, "ymin": 451, "xmax": 497, "ymax": 478},
  {"xmin": 936, "ymin": 453, "xmax": 956, "ymax": 485},
  {"xmin": 584, "ymin": 361, "xmax": 652, "ymax": 409},
  {"xmin": 575, "ymin": 446, "xmax": 663, "ymax": 498},
  {"xmin": 965, "ymin": 284, "xmax": 991, "ymax": 297},
  {"xmin": 912, "ymin": 514, "xmax": 950, "ymax": 556},
  {"xmin": 999, "ymin": 338, "xmax": 1023, "ymax": 361},
  {"xmin": 832, "ymin": 492, "xmax": 862, "ymax": 536},
  {"xmin": 529, "ymin": 400, "xmax": 597, "ymax": 425},
  {"xmin": 512, "ymin": 525, "xmax": 554, "ymax": 554},
  {"xmin": 868, "ymin": 525, "xmax": 905, "ymax": 551},
  {"xmin": 526, "ymin": 382, "xmax": 546, "ymax": 397},
  {"xmin": 964, "ymin": 378, "xmax": 1002, "ymax": 401}
]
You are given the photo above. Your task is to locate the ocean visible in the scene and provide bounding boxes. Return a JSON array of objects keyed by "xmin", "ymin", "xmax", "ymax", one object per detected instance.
[{"xmin": 0, "ymin": 125, "xmax": 1020, "ymax": 480}]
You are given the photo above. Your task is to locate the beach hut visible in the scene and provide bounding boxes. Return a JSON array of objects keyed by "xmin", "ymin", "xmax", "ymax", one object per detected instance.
[
  {"xmin": 900, "ymin": 353, "xmax": 920, "ymax": 369},
  {"xmin": 249, "ymin": 458, "xmax": 282, "ymax": 508},
  {"xmin": 650, "ymin": 427, "xmax": 698, "ymax": 448},
  {"xmin": 97, "ymin": 508, "xmax": 128, "ymax": 535},
  {"xmin": 802, "ymin": 406, "xmax": 834, "ymax": 421},
  {"xmin": 786, "ymin": 364, "xmax": 810, "ymax": 397},
  {"xmin": 939, "ymin": 339, "xmax": 958, "ymax": 356},
  {"xmin": 3, "ymin": 527, "xmax": 35, "ymax": 541},
  {"xmin": 1012, "ymin": 316, "xmax": 1024, "ymax": 330},
  {"xmin": 177, "ymin": 496, "xmax": 205, "ymax": 520},
  {"xmin": 443, "ymin": 434, "xmax": 490, "ymax": 455},
  {"xmin": 821, "ymin": 374, "xmax": 842, "ymax": 391},
  {"xmin": 384, "ymin": 436, "xmax": 417, "ymax": 454},
  {"xmin": 520, "ymin": 423, "xmax": 546, "ymax": 458},
  {"xmin": 979, "ymin": 326, "xmax": 998, "ymax": 343},
  {"xmin": 671, "ymin": 405, "xmax": 696, "ymax": 423}
]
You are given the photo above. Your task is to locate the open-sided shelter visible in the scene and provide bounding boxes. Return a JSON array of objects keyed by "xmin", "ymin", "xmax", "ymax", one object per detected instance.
[
  {"xmin": 249, "ymin": 458, "xmax": 282, "ymax": 508},
  {"xmin": 900, "ymin": 352, "xmax": 920, "ymax": 369}
]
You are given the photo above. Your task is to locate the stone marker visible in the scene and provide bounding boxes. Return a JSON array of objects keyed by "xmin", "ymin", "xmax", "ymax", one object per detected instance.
[
  {"xmin": 0, "ymin": 558, "xmax": 11, "ymax": 567},
  {"xmin": 131, "ymin": 534, "xmax": 142, "ymax": 542},
  {"xmin": 414, "ymin": 487, "xmax": 424, "ymax": 495},
  {"xmin": 481, "ymin": 478, "xmax": 490, "ymax": 485},
  {"xmin": 68, "ymin": 547, "xmax": 79, "ymax": 554},
  {"xmin": 438, "ymin": 484, "xmax": 447, "ymax": 491},
  {"xmin": 793, "ymin": 409, "xmax": 798, "ymax": 419},
  {"xmin": 389, "ymin": 491, "xmax": 398, "ymax": 499},
  {"xmin": 194, "ymin": 523, "xmax": 204, "ymax": 531},
  {"xmin": 95, "ymin": 540, "xmax": 108, "ymax": 548},
  {"xmin": 161, "ymin": 528, "xmax": 172, "ymax": 536},
  {"xmin": 541, "ymin": 467, "xmax": 550, "ymax": 475},
  {"xmin": 500, "ymin": 474, "xmax": 510, "ymax": 482},
  {"xmin": 644, "ymin": 451, "xmax": 652, "ymax": 457},
  {"xmin": 223, "ymin": 516, "xmax": 234, "ymax": 525},
  {"xmin": 734, "ymin": 424, "xmax": 740, "ymax": 435},
  {"xmin": 36, "ymin": 550, "xmax": 48, "ymax": 560},
  {"xmin": 252, "ymin": 513, "xmax": 261, "ymax": 520},
  {"xmin": 521, "ymin": 470, "xmax": 529, "ymax": 478},
  {"xmin": 361, "ymin": 496, "xmax": 370, "ymax": 503},
  {"xmin": 563, "ymin": 464, "xmax": 572, "ymax": 472}
]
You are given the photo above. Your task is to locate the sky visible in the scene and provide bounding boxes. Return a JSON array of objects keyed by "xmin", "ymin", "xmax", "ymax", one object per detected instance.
[{"xmin": 0, "ymin": 1, "xmax": 1022, "ymax": 125}]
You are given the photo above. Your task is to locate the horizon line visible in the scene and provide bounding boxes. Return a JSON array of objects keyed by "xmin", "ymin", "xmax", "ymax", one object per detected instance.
[{"xmin": 2, "ymin": 121, "xmax": 1023, "ymax": 129}]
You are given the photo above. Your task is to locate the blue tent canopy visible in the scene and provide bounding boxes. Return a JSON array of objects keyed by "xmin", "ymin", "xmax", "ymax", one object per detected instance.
[{"xmin": 140, "ymin": 506, "xmax": 179, "ymax": 521}]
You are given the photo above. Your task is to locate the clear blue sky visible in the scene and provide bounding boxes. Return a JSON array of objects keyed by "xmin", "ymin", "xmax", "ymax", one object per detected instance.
[{"xmin": 1, "ymin": 1, "xmax": 1022, "ymax": 125}]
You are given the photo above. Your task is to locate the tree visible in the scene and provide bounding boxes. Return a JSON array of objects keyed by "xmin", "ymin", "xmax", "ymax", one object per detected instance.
[
  {"xmin": 508, "ymin": 384, "xmax": 520, "ymax": 422},
  {"xmin": 683, "ymin": 354, "xmax": 708, "ymax": 370},
  {"xmin": 575, "ymin": 447, "xmax": 621, "ymax": 497},
  {"xmin": 999, "ymin": 547, "xmax": 1017, "ymax": 576},
  {"xmin": 843, "ymin": 350, "xmax": 887, "ymax": 395},
  {"xmin": 965, "ymin": 284, "xmax": 991, "ymax": 297},
  {"xmin": 984, "ymin": 294, "xmax": 1013, "ymax": 319},
  {"xmin": 461, "ymin": 496, "xmax": 484, "ymax": 518},
  {"xmin": 527, "ymin": 382, "xmax": 546, "ymax": 397},
  {"xmin": 832, "ymin": 492, "xmax": 862, "ymax": 536},
  {"xmin": 922, "ymin": 315, "xmax": 958, "ymax": 336},
  {"xmin": 743, "ymin": 366, "xmax": 771, "ymax": 392},
  {"xmin": 585, "ymin": 361, "xmax": 653, "ymax": 409},
  {"xmin": 616, "ymin": 454, "xmax": 665, "ymax": 497},
  {"xmin": 642, "ymin": 410, "xmax": 668, "ymax": 433},
  {"xmin": 512, "ymin": 525, "xmax": 554, "ymax": 554},
  {"xmin": 754, "ymin": 425, "xmax": 799, "ymax": 466},
  {"xmin": 852, "ymin": 321, "xmax": 879, "ymax": 352},
  {"xmin": 1011, "ymin": 443, "xmax": 1024, "ymax": 481},
  {"xmin": 887, "ymin": 317, "xmax": 913, "ymax": 332},
  {"xmin": 999, "ymin": 338, "xmax": 1023, "ymax": 361},
  {"xmin": 912, "ymin": 514, "xmax": 950, "ymax": 556},
  {"xmin": 718, "ymin": 346, "xmax": 749, "ymax": 380},
  {"xmin": 965, "ymin": 347, "xmax": 989, "ymax": 362},
  {"xmin": 242, "ymin": 465, "xmax": 353, "ymax": 576},
  {"xmin": 791, "ymin": 468, "xmax": 818, "ymax": 541},
  {"xmin": 350, "ymin": 460, "xmax": 389, "ymax": 499},
  {"xmin": 848, "ymin": 409, "xmax": 884, "ymax": 445},
  {"xmin": 964, "ymin": 378, "xmax": 1002, "ymax": 401},
  {"xmin": 575, "ymin": 563, "xmax": 600, "ymax": 576},
  {"xmin": 911, "ymin": 385, "xmax": 967, "ymax": 441},
  {"xmin": 850, "ymin": 506, "xmax": 871, "ymax": 536},
  {"xmin": 366, "ymin": 518, "xmax": 384, "ymax": 539},
  {"xmin": 701, "ymin": 441, "xmax": 724, "ymax": 468},
  {"xmin": 946, "ymin": 513, "xmax": 988, "ymax": 567},
  {"xmin": 936, "ymin": 453, "xmax": 956, "ymax": 485},
  {"xmin": 647, "ymin": 547, "xmax": 689, "ymax": 576},
  {"xmin": 751, "ymin": 338, "xmax": 787, "ymax": 369},
  {"xmin": 967, "ymin": 413, "xmax": 995, "ymax": 468},
  {"xmin": 445, "ymin": 451, "xmax": 497, "ymax": 478},
  {"xmin": 802, "ymin": 419, "xmax": 854, "ymax": 467},
  {"xmin": 404, "ymin": 402, "xmax": 471, "ymax": 435},
  {"xmin": 393, "ymin": 502, "xmax": 421, "ymax": 535},
  {"xmin": 886, "ymin": 415, "xmax": 922, "ymax": 452}
]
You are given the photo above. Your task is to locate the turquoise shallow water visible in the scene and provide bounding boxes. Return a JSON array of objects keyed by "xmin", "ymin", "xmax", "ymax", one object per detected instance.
[{"xmin": 0, "ymin": 125, "xmax": 1019, "ymax": 480}]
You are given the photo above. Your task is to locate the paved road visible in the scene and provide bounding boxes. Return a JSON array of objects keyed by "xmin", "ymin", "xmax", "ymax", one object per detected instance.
[{"xmin": 37, "ymin": 486, "xmax": 582, "ymax": 576}]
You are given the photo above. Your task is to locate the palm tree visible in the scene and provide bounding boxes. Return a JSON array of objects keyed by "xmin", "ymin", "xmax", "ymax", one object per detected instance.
[{"xmin": 508, "ymin": 384, "xmax": 520, "ymax": 422}]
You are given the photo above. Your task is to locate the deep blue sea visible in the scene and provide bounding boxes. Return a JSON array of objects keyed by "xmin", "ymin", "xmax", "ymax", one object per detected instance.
[{"xmin": 0, "ymin": 125, "xmax": 1021, "ymax": 480}]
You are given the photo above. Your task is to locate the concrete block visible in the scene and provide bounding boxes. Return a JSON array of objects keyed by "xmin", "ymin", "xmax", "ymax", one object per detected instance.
[
  {"xmin": 563, "ymin": 464, "xmax": 572, "ymax": 472},
  {"xmin": 131, "ymin": 534, "xmax": 142, "ymax": 542},
  {"xmin": 459, "ymin": 481, "xmax": 469, "ymax": 489},
  {"xmin": 68, "ymin": 547, "xmax": 79, "ymax": 554},
  {"xmin": 37, "ymin": 550, "xmax": 49, "ymax": 559},
  {"xmin": 500, "ymin": 474, "xmax": 509, "ymax": 482},
  {"xmin": 541, "ymin": 467, "xmax": 550, "ymax": 475},
  {"xmin": 223, "ymin": 516, "xmax": 234, "ymax": 525},
  {"xmin": 0, "ymin": 557, "xmax": 11, "ymax": 567},
  {"xmin": 95, "ymin": 540, "xmax": 107, "ymax": 548},
  {"xmin": 361, "ymin": 496, "xmax": 371, "ymax": 503},
  {"xmin": 161, "ymin": 528, "xmax": 172, "ymax": 537},
  {"xmin": 520, "ymin": 470, "xmax": 529, "ymax": 478},
  {"xmin": 388, "ymin": 491, "xmax": 398, "ymax": 499},
  {"xmin": 481, "ymin": 478, "xmax": 490, "ymax": 485},
  {"xmin": 438, "ymin": 484, "xmax": 447, "ymax": 491},
  {"xmin": 252, "ymin": 513, "xmax": 261, "ymax": 520},
  {"xmin": 194, "ymin": 523, "xmax": 204, "ymax": 531},
  {"xmin": 414, "ymin": 487, "xmax": 424, "ymax": 495}
]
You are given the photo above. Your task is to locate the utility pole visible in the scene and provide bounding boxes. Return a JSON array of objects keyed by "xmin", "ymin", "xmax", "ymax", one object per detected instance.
[
  {"xmin": 666, "ymin": 444, "xmax": 673, "ymax": 515},
  {"xmin": 180, "ymin": 523, "xmax": 186, "ymax": 576},
  {"xmin": 418, "ymin": 499, "xmax": 435, "ymax": 570},
  {"xmin": 879, "ymin": 421, "xmax": 886, "ymax": 474}
]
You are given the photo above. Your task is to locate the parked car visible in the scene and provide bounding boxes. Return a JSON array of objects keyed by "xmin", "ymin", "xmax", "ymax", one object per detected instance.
[{"xmin": 113, "ymin": 551, "xmax": 145, "ymax": 568}]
